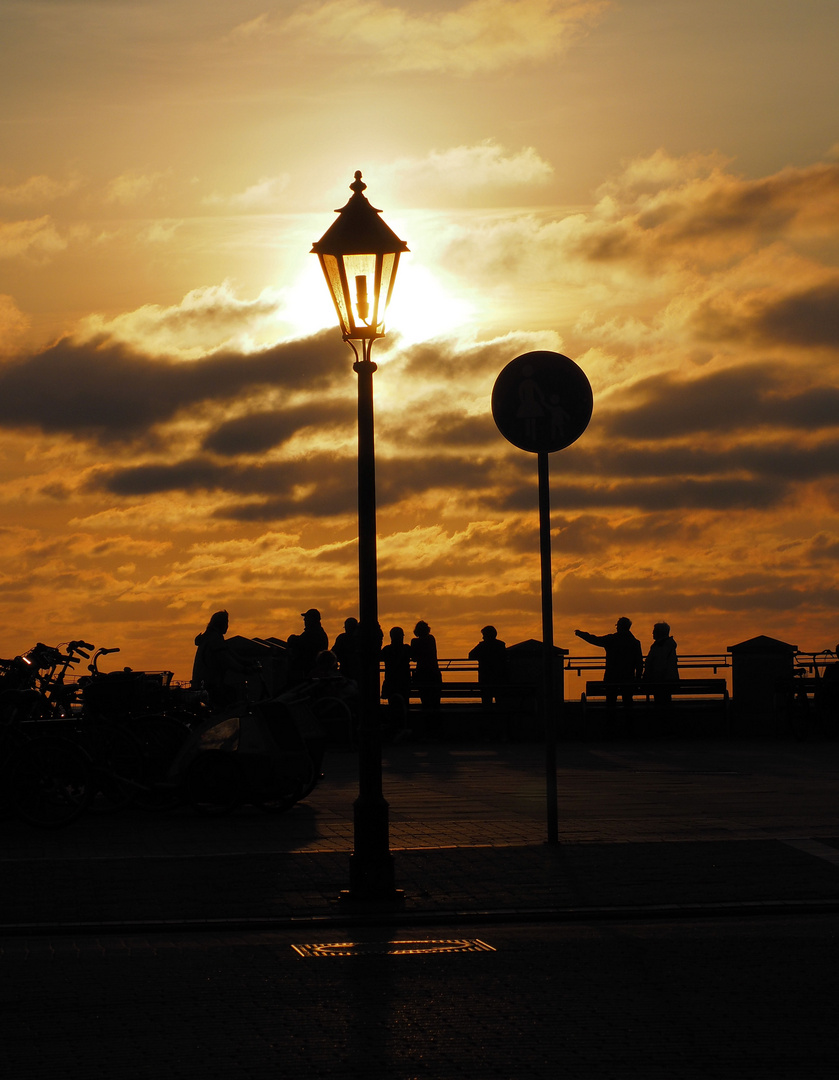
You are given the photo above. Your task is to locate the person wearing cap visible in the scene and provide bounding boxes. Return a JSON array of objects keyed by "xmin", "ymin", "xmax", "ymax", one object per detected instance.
[{"xmin": 286, "ymin": 608, "xmax": 329, "ymax": 684}]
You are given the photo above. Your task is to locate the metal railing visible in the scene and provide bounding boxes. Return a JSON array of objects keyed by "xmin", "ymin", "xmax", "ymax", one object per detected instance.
[
  {"xmin": 564, "ymin": 653, "xmax": 731, "ymax": 676},
  {"xmin": 378, "ymin": 654, "xmax": 733, "ymax": 679}
]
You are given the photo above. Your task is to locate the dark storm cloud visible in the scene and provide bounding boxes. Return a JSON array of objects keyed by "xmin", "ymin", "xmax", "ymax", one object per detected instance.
[
  {"xmin": 221, "ymin": 478, "xmax": 358, "ymax": 522},
  {"xmin": 414, "ymin": 412, "xmax": 497, "ymax": 447},
  {"xmin": 377, "ymin": 454, "xmax": 491, "ymax": 504},
  {"xmin": 500, "ymin": 476, "xmax": 786, "ymax": 513},
  {"xmin": 202, "ymin": 400, "xmax": 356, "ymax": 455},
  {"xmin": 0, "ymin": 330, "xmax": 345, "ymax": 444},
  {"xmin": 694, "ymin": 279, "xmax": 839, "ymax": 350},
  {"xmin": 94, "ymin": 450, "xmax": 494, "ymax": 521},
  {"xmin": 750, "ymin": 281, "xmax": 839, "ymax": 349},
  {"xmin": 600, "ymin": 365, "xmax": 839, "ymax": 440},
  {"xmin": 97, "ymin": 457, "xmax": 305, "ymax": 498},
  {"xmin": 560, "ymin": 437, "xmax": 839, "ymax": 482}
]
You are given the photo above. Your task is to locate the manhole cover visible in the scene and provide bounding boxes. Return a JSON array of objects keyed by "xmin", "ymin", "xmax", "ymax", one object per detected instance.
[{"xmin": 292, "ymin": 939, "xmax": 495, "ymax": 958}]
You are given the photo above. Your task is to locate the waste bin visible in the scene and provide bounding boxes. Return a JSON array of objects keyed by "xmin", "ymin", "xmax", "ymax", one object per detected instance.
[
  {"xmin": 504, "ymin": 639, "xmax": 568, "ymax": 740},
  {"xmin": 727, "ymin": 634, "xmax": 798, "ymax": 727}
]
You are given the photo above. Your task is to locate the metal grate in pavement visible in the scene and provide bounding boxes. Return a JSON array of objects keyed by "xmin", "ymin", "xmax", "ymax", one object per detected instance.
[{"xmin": 292, "ymin": 938, "xmax": 496, "ymax": 957}]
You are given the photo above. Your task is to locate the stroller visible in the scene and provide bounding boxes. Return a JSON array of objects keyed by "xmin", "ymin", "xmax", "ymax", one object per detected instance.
[{"xmin": 167, "ymin": 689, "xmax": 327, "ymax": 815}]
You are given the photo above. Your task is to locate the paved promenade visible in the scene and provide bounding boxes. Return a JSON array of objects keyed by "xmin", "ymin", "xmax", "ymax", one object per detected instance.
[{"xmin": 3, "ymin": 735, "xmax": 839, "ymax": 931}]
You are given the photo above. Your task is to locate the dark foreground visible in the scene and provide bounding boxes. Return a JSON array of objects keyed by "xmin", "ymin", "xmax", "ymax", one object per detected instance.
[
  {"xmin": 3, "ymin": 736, "xmax": 839, "ymax": 1077},
  {"xmin": 4, "ymin": 915, "xmax": 838, "ymax": 1079}
]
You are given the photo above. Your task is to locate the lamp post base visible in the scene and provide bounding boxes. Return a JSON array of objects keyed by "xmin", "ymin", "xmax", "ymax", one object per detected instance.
[
  {"xmin": 337, "ymin": 887, "xmax": 405, "ymax": 910},
  {"xmin": 337, "ymin": 797, "xmax": 405, "ymax": 907}
]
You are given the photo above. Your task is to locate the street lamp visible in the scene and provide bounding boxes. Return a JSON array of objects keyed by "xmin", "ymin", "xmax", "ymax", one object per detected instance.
[{"xmin": 312, "ymin": 171, "xmax": 408, "ymax": 904}]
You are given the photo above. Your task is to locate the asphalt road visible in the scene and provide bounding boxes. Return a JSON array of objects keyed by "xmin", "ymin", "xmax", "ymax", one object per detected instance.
[{"xmin": 4, "ymin": 914, "xmax": 837, "ymax": 1079}]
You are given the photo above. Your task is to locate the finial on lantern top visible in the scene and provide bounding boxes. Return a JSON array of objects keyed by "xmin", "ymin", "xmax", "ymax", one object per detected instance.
[{"xmin": 350, "ymin": 171, "xmax": 366, "ymax": 195}]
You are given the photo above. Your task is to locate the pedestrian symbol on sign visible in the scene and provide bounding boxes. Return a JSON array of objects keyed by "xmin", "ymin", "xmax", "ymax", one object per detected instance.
[{"xmin": 492, "ymin": 351, "xmax": 592, "ymax": 455}]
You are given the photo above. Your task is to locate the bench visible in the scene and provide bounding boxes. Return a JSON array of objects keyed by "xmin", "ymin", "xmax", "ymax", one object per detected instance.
[
  {"xmin": 382, "ymin": 681, "xmax": 540, "ymax": 740},
  {"xmin": 581, "ymin": 679, "xmax": 730, "ymax": 735},
  {"xmin": 398, "ymin": 681, "xmax": 535, "ymax": 700}
]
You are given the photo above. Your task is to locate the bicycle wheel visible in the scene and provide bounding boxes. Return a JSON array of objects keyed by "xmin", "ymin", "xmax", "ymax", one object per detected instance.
[
  {"xmin": 185, "ymin": 750, "xmax": 243, "ymax": 815},
  {"xmin": 10, "ymin": 734, "xmax": 92, "ymax": 828},
  {"xmin": 78, "ymin": 721, "xmax": 145, "ymax": 812},
  {"xmin": 131, "ymin": 714, "xmax": 190, "ymax": 811},
  {"xmin": 248, "ymin": 751, "xmax": 315, "ymax": 815}
]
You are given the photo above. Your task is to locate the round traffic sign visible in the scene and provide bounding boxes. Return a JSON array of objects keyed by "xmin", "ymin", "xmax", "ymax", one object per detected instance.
[{"xmin": 491, "ymin": 351, "xmax": 593, "ymax": 454}]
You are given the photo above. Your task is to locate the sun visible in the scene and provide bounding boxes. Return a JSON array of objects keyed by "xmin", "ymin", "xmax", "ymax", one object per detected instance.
[
  {"xmin": 281, "ymin": 258, "xmax": 474, "ymax": 345},
  {"xmin": 385, "ymin": 262, "xmax": 475, "ymax": 345}
]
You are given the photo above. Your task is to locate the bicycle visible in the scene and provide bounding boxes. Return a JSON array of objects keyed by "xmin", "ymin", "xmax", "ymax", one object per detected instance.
[{"xmin": 0, "ymin": 669, "xmax": 93, "ymax": 828}]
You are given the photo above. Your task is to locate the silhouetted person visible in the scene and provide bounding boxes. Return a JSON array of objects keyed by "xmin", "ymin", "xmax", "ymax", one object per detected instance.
[
  {"xmin": 311, "ymin": 649, "xmax": 339, "ymax": 679},
  {"xmin": 287, "ymin": 608, "xmax": 328, "ymax": 684},
  {"xmin": 381, "ymin": 626, "xmax": 413, "ymax": 736},
  {"xmin": 411, "ymin": 620, "xmax": 442, "ymax": 715},
  {"xmin": 575, "ymin": 617, "xmax": 643, "ymax": 707},
  {"xmin": 643, "ymin": 622, "xmax": 679, "ymax": 708},
  {"xmin": 191, "ymin": 609, "xmax": 245, "ymax": 707},
  {"xmin": 332, "ymin": 617, "xmax": 361, "ymax": 682},
  {"xmin": 468, "ymin": 625, "xmax": 507, "ymax": 707}
]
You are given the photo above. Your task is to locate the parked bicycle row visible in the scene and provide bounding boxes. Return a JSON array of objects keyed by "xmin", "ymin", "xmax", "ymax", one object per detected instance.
[{"xmin": 0, "ymin": 639, "xmax": 327, "ymax": 829}]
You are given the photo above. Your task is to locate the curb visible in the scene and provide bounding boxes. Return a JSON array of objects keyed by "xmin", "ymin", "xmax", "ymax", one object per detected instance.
[{"xmin": 3, "ymin": 897, "xmax": 839, "ymax": 937}]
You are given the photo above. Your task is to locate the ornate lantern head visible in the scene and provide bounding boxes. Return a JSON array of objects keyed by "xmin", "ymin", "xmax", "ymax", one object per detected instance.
[{"xmin": 312, "ymin": 172, "xmax": 409, "ymax": 341}]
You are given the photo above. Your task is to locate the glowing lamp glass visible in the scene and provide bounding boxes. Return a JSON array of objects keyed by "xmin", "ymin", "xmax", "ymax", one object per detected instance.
[{"xmin": 312, "ymin": 173, "xmax": 408, "ymax": 343}]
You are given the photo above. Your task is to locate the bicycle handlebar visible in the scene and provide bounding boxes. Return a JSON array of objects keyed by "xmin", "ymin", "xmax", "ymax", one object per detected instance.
[{"xmin": 88, "ymin": 646, "xmax": 121, "ymax": 674}]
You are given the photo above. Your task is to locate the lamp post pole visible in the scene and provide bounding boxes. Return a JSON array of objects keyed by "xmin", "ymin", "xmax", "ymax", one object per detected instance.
[
  {"xmin": 348, "ymin": 340, "xmax": 398, "ymax": 900},
  {"xmin": 312, "ymin": 174, "xmax": 408, "ymax": 905}
]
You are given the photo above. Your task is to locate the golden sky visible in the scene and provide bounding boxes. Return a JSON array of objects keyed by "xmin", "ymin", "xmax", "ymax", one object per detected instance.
[{"xmin": 2, "ymin": 0, "xmax": 839, "ymax": 681}]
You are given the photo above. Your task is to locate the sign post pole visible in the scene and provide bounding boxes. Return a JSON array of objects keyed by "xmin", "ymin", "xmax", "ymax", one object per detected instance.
[
  {"xmin": 538, "ymin": 448, "xmax": 558, "ymax": 844},
  {"xmin": 492, "ymin": 351, "xmax": 593, "ymax": 845}
]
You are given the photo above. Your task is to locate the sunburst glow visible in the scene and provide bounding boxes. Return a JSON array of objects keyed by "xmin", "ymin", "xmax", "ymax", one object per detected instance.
[
  {"xmin": 385, "ymin": 263, "xmax": 475, "ymax": 345},
  {"xmin": 282, "ymin": 259, "xmax": 473, "ymax": 347}
]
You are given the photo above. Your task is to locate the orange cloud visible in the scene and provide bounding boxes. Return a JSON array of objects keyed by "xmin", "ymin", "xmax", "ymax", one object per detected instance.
[
  {"xmin": 0, "ymin": 216, "xmax": 67, "ymax": 260},
  {"xmin": 284, "ymin": 0, "xmax": 609, "ymax": 75}
]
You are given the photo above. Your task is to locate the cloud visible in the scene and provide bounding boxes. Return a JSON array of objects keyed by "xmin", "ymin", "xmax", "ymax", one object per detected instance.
[
  {"xmin": 694, "ymin": 278, "xmax": 839, "ymax": 350},
  {"xmin": 0, "ymin": 330, "xmax": 346, "ymax": 445},
  {"xmin": 284, "ymin": 0, "xmax": 608, "ymax": 75},
  {"xmin": 202, "ymin": 400, "xmax": 356, "ymax": 455},
  {"xmin": 75, "ymin": 283, "xmax": 291, "ymax": 359},
  {"xmin": 382, "ymin": 141, "xmax": 553, "ymax": 199},
  {"xmin": 598, "ymin": 365, "xmax": 839, "ymax": 439},
  {"xmin": 558, "ymin": 568, "xmax": 839, "ymax": 622},
  {"xmin": 92, "ymin": 448, "xmax": 493, "ymax": 518},
  {"xmin": 575, "ymin": 153, "xmax": 839, "ymax": 266},
  {"xmin": 138, "ymin": 219, "xmax": 183, "ymax": 245},
  {"xmin": 105, "ymin": 171, "xmax": 167, "ymax": 206},
  {"xmin": 0, "ymin": 295, "xmax": 30, "ymax": 355},
  {"xmin": 431, "ymin": 151, "xmax": 839, "ymax": 307},
  {"xmin": 504, "ymin": 476, "xmax": 789, "ymax": 513},
  {"xmin": 0, "ymin": 173, "xmax": 83, "ymax": 205},
  {"xmin": 0, "ymin": 216, "xmax": 67, "ymax": 260},
  {"xmin": 203, "ymin": 175, "xmax": 291, "ymax": 210},
  {"xmin": 419, "ymin": 412, "xmax": 498, "ymax": 448}
]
